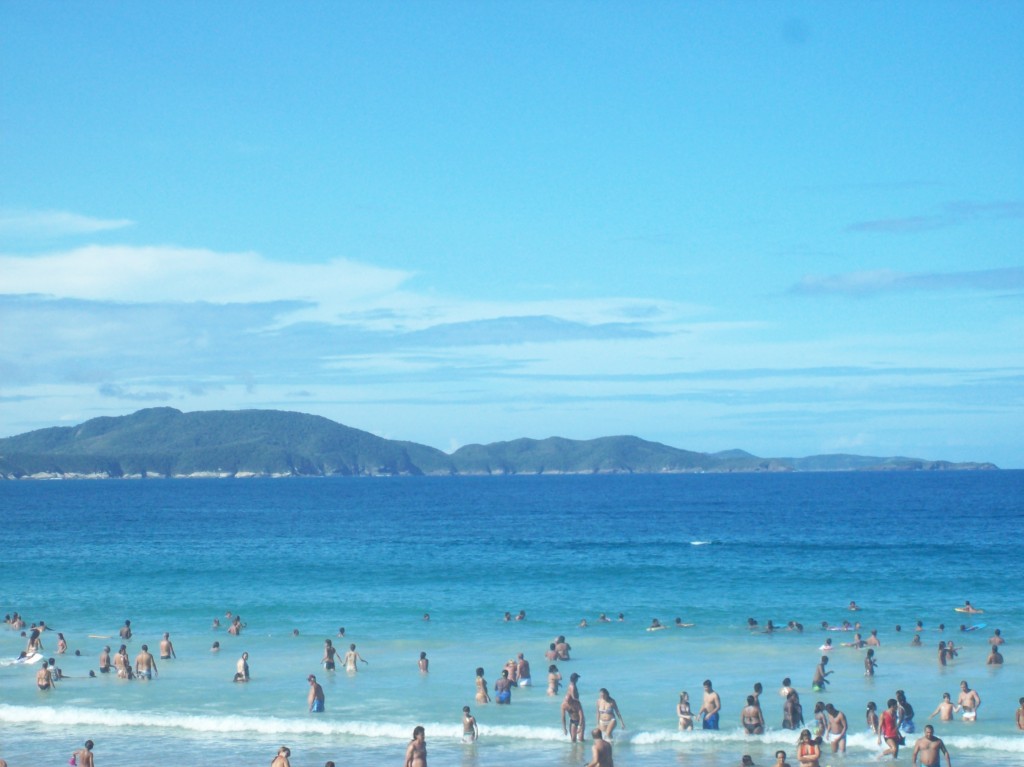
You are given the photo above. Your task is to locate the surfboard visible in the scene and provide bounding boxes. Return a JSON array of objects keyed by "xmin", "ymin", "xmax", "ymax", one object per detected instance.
[
  {"xmin": 88, "ymin": 634, "xmax": 112, "ymax": 639},
  {"xmin": 962, "ymin": 622, "xmax": 987, "ymax": 632},
  {"xmin": 8, "ymin": 652, "xmax": 44, "ymax": 665},
  {"xmin": 954, "ymin": 607, "xmax": 984, "ymax": 614}
]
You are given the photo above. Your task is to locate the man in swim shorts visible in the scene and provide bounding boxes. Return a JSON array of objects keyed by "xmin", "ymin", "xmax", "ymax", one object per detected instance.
[
  {"xmin": 826, "ymin": 703, "xmax": 847, "ymax": 753},
  {"xmin": 308, "ymin": 674, "xmax": 325, "ymax": 712},
  {"xmin": 98, "ymin": 646, "xmax": 112, "ymax": 673},
  {"xmin": 699, "ymin": 679, "xmax": 721, "ymax": 729},
  {"xmin": 911, "ymin": 725, "xmax": 951, "ymax": 767},
  {"xmin": 134, "ymin": 645, "xmax": 157, "ymax": 680},
  {"xmin": 160, "ymin": 632, "xmax": 176, "ymax": 660},
  {"xmin": 462, "ymin": 705, "xmax": 478, "ymax": 742},
  {"xmin": 956, "ymin": 680, "xmax": 980, "ymax": 721},
  {"xmin": 811, "ymin": 656, "xmax": 831, "ymax": 692},
  {"xmin": 516, "ymin": 653, "xmax": 531, "ymax": 686}
]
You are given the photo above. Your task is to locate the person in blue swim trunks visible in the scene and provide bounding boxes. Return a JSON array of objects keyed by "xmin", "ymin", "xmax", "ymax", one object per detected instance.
[
  {"xmin": 494, "ymin": 669, "xmax": 514, "ymax": 704},
  {"xmin": 308, "ymin": 674, "xmax": 325, "ymax": 712},
  {"xmin": 699, "ymin": 679, "xmax": 721, "ymax": 729}
]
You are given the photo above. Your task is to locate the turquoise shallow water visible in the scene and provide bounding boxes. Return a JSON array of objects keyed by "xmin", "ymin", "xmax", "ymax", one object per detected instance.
[{"xmin": 1, "ymin": 472, "xmax": 1022, "ymax": 766}]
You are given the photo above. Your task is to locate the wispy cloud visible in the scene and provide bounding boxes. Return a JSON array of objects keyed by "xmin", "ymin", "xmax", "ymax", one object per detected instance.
[
  {"xmin": 791, "ymin": 267, "xmax": 1024, "ymax": 296},
  {"xmin": 847, "ymin": 201, "xmax": 1024, "ymax": 233},
  {"xmin": 0, "ymin": 209, "xmax": 134, "ymax": 237}
]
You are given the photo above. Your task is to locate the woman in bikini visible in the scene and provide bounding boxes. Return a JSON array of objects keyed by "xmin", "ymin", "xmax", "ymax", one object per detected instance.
[
  {"xmin": 546, "ymin": 664, "xmax": 561, "ymax": 696},
  {"xmin": 474, "ymin": 667, "xmax": 490, "ymax": 704},
  {"xmin": 596, "ymin": 687, "xmax": 625, "ymax": 740},
  {"xmin": 677, "ymin": 691, "xmax": 694, "ymax": 730},
  {"xmin": 796, "ymin": 729, "xmax": 821, "ymax": 767}
]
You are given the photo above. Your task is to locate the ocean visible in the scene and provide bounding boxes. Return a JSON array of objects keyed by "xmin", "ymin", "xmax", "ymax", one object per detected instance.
[{"xmin": 1, "ymin": 471, "xmax": 1021, "ymax": 766}]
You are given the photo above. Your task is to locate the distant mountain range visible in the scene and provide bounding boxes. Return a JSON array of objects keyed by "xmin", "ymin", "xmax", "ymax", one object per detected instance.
[{"xmin": 0, "ymin": 407, "xmax": 998, "ymax": 479}]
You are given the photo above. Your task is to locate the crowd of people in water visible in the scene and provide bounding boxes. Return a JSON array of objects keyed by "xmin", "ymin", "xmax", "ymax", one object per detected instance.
[{"xmin": 3, "ymin": 599, "xmax": 1021, "ymax": 767}]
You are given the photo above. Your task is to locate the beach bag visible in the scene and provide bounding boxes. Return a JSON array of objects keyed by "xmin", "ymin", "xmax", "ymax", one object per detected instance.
[{"xmin": 69, "ymin": 754, "xmax": 77, "ymax": 766}]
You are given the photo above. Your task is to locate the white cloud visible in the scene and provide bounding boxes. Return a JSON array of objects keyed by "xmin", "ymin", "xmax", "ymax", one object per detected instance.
[{"xmin": 0, "ymin": 209, "xmax": 134, "ymax": 237}]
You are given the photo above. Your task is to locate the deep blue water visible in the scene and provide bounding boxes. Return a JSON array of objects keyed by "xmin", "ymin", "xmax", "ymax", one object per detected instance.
[{"xmin": 1, "ymin": 471, "xmax": 1021, "ymax": 767}]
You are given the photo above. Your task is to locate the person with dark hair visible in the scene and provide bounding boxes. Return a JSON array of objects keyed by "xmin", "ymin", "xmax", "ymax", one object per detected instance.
[
  {"xmin": 699, "ymin": 679, "xmax": 721, "ymax": 729},
  {"xmin": 404, "ymin": 725, "xmax": 426, "ymax": 767}
]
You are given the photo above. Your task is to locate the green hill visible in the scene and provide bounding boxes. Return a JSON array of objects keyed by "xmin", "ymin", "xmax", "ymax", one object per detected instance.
[{"xmin": 0, "ymin": 408, "xmax": 998, "ymax": 479}]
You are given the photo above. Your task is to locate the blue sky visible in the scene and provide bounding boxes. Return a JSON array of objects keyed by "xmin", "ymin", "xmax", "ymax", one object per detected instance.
[{"xmin": 2, "ymin": 2, "xmax": 1022, "ymax": 466}]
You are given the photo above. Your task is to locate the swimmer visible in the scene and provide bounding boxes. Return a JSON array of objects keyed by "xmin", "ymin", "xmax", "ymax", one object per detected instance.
[
  {"xmin": 461, "ymin": 706, "xmax": 478, "ymax": 742},
  {"xmin": 98, "ymin": 646, "xmax": 112, "ymax": 674},
  {"xmin": 566, "ymin": 671, "xmax": 581, "ymax": 701},
  {"xmin": 674, "ymin": 617, "xmax": 694, "ymax": 628},
  {"xmin": 866, "ymin": 701, "xmax": 879, "ymax": 734},
  {"xmin": 343, "ymin": 643, "xmax": 367, "ymax": 672},
  {"xmin": 596, "ymin": 687, "xmax": 625, "ymax": 739},
  {"xmin": 677, "ymin": 691, "xmax": 694, "ymax": 730},
  {"xmin": 134, "ymin": 644, "xmax": 157, "ymax": 680},
  {"xmin": 234, "ymin": 651, "xmax": 249, "ymax": 682},
  {"xmin": 928, "ymin": 693, "xmax": 957, "ymax": 721},
  {"xmin": 811, "ymin": 656, "xmax": 831, "ymax": 692},
  {"xmin": 555, "ymin": 635, "xmax": 571, "ymax": 660},
  {"xmin": 842, "ymin": 632, "xmax": 865, "ymax": 648},
  {"xmin": 322, "ymin": 639, "xmax": 341, "ymax": 670},
  {"xmin": 911, "ymin": 724, "xmax": 952, "ymax": 767},
  {"xmin": 75, "ymin": 740, "xmax": 95, "ymax": 767},
  {"xmin": 783, "ymin": 691, "xmax": 803, "ymax": 730},
  {"xmin": 584, "ymin": 729, "xmax": 613, "ymax": 767},
  {"xmin": 57, "ymin": 633, "xmax": 67, "ymax": 654},
  {"xmin": 818, "ymin": 638, "xmax": 833, "ymax": 651},
  {"xmin": 988, "ymin": 628, "xmax": 1003, "ymax": 645},
  {"xmin": 211, "ymin": 641, "xmax": 220, "ymax": 652},
  {"xmin": 849, "ymin": 601, "xmax": 861, "ymax": 611},
  {"xmin": 418, "ymin": 651, "xmax": 429, "ymax": 673},
  {"xmin": 866, "ymin": 629, "xmax": 881, "ymax": 646},
  {"xmin": 774, "ymin": 750, "xmax": 792, "ymax": 767},
  {"xmin": 741, "ymin": 694, "xmax": 764, "ymax": 734},
  {"xmin": 579, "ymin": 618, "xmax": 588, "ymax": 628},
  {"xmin": 271, "ymin": 746, "xmax": 291, "ymax": 767},
  {"xmin": 159, "ymin": 632, "xmax": 176, "ymax": 660},
  {"xmin": 986, "ymin": 645, "xmax": 1003, "ymax": 665},
  {"xmin": 307, "ymin": 674, "xmax": 325, "ymax": 712},
  {"xmin": 897, "ymin": 690, "xmax": 916, "ymax": 733},
  {"xmin": 825, "ymin": 704, "xmax": 847, "ymax": 753},
  {"xmin": 547, "ymin": 664, "xmax": 561, "ymax": 696},
  {"xmin": 956, "ymin": 680, "xmax": 980, "ymax": 721},
  {"xmin": 516, "ymin": 653, "xmax": 531, "ymax": 686},
  {"xmin": 1017, "ymin": 697, "xmax": 1024, "ymax": 730},
  {"xmin": 119, "ymin": 620, "xmax": 132, "ymax": 640},
  {"xmin": 865, "ymin": 648, "xmax": 878, "ymax": 676},
  {"xmin": 598, "ymin": 613, "xmax": 611, "ymax": 622},
  {"xmin": 35, "ymin": 661, "xmax": 54, "ymax": 690},
  {"xmin": 878, "ymin": 699, "xmax": 901, "ymax": 759},
  {"xmin": 562, "ymin": 692, "xmax": 586, "ymax": 741},
  {"xmin": 797, "ymin": 728, "xmax": 821, "ymax": 767},
  {"xmin": 404, "ymin": 725, "xmax": 426, "ymax": 767},
  {"xmin": 474, "ymin": 667, "xmax": 490, "ymax": 704},
  {"xmin": 698, "ymin": 679, "xmax": 721, "ymax": 730},
  {"xmin": 647, "ymin": 618, "xmax": 666, "ymax": 631},
  {"xmin": 960, "ymin": 600, "xmax": 982, "ymax": 614},
  {"xmin": 516, "ymin": 610, "xmax": 526, "ymax": 621},
  {"xmin": 494, "ymin": 669, "xmax": 514, "ymax": 704}
]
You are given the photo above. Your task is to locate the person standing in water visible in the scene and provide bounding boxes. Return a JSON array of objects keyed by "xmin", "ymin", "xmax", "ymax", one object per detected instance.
[
  {"xmin": 344, "ymin": 643, "xmax": 367, "ymax": 672},
  {"xmin": 461, "ymin": 706, "xmax": 478, "ymax": 742},
  {"xmin": 475, "ymin": 667, "xmax": 490, "ymax": 704},
  {"xmin": 307, "ymin": 674, "xmax": 325, "ymax": 712},
  {"xmin": 404, "ymin": 725, "xmax": 426, "ymax": 767},
  {"xmin": 699, "ymin": 679, "xmax": 721, "ymax": 729},
  {"xmin": 596, "ymin": 688, "xmax": 625, "ymax": 739},
  {"xmin": 584, "ymin": 729, "xmax": 613, "ymax": 767},
  {"xmin": 912, "ymin": 725, "xmax": 952, "ymax": 767},
  {"xmin": 321, "ymin": 639, "xmax": 341, "ymax": 671},
  {"xmin": 811, "ymin": 656, "xmax": 831, "ymax": 692}
]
